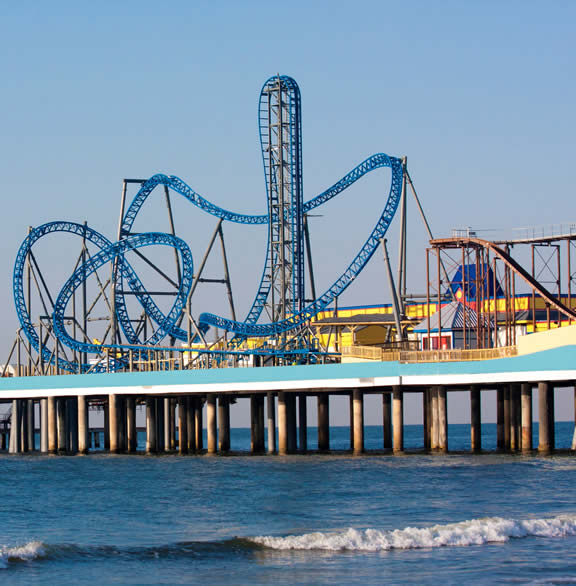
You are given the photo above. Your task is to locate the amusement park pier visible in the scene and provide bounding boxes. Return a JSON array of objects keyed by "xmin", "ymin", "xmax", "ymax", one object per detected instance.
[{"xmin": 3, "ymin": 74, "xmax": 576, "ymax": 457}]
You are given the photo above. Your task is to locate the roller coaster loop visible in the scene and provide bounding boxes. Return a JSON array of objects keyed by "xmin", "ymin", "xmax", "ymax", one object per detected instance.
[{"xmin": 13, "ymin": 75, "xmax": 403, "ymax": 371}]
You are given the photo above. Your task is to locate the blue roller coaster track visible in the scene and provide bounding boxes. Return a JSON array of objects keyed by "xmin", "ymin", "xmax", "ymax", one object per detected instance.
[{"xmin": 13, "ymin": 75, "xmax": 403, "ymax": 372}]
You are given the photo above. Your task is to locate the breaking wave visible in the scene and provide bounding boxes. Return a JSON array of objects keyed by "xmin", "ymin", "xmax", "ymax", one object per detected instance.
[
  {"xmin": 0, "ymin": 541, "xmax": 46, "ymax": 568},
  {"xmin": 250, "ymin": 514, "xmax": 576, "ymax": 551}
]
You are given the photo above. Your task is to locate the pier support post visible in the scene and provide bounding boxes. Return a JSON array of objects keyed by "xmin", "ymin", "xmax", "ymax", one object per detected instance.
[
  {"xmin": 510, "ymin": 384, "xmax": 520, "ymax": 452},
  {"xmin": 78, "ymin": 395, "xmax": 89, "ymax": 454},
  {"xmin": 423, "ymin": 390, "xmax": 430, "ymax": 451},
  {"xmin": 538, "ymin": 382, "xmax": 554, "ymax": 453},
  {"xmin": 503, "ymin": 386, "xmax": 511, "ymax": 451},
  {"xmin": 521, "ymin": 383, "xmax": 533, "ymax": 452},
  {"xmin": 186, "ymin": 397, "xmax": 196, "ymax": 452},
  {"xmin": 27, "ymin": 400, "xmax": 35, "ymax": 451},
  {"xmin": 438, "ymin": 386, "xmax": 448, "ymax": 452},
  {"xmin": 393, "ymin": 386, "xmax": 404, "ymax": 453},
  {"xmin": 195, "ymin": 397, "xmax": 204, "ymax": 451},
  {"xmin": 126, "ymin": 398, "xmax": 137, "ymax": 452},
  {"xmin": 250, "ymin": 395, "xmax": 265, "ymax": 453},
  {"xmin": 497, "ymin": 388, "xmax": 505, "ymax": 449},
  {"xmin": 298, "ymin": 395, "xmax": 307, "ymax": 452},
  {"xmin": 47, "ymin": 396, "xmax": 57, "ymax": 454},
  {"xmin": 178, "ymin": 397, "xmax": 188, "ymax": 455},
  {"xmin": 431, "ymin": 387, "xmax": 439, "ymax": 451},
  {"xmin": 267, "ymin": 393, "xmax": 276, "ymax": 454},
  {"xmin": 169, "ymin": 398, "xmax": 177, "ymax": 451},
  {"xmin": 206, "ymin": 394, "xmax": 217, "ymax": 455},
  {"xmin": 9, "ymin": 400, "xmax": 21, "ymax": 453},
  {"xmin": 317, "ymin": 393, "xmax": 330, "ymax": 451},
  {"xmin": 470, "ymin": 386, "xmax": 481, "ymax": 453},
  {"xmin": 349, "ymin": 393, "xmax": 355, "ymax": 451},
  {"xmin": 278, "ymin": 391, "xmax": 288, "ymax": 455},
  {"xmin": 146, "ymin": 398, "xmax": 157, "ymax": 453},
  {"xmin": 164, "ymin": 398, "xmax": 172, "ymax": 452},
  {"xmin": 218, "ymin": 396, "xmax": 230, "ymax": 453},
  {"xmin": 353, "ymin": 389, "xmax": 364, "ymax": 455},
  {"xmin": 383, "ymin": 392, "xmax": 392, "ymax": 450},
  {"xmin": 109, "ymin": 394, "xmax": 119, "ymax": 453},
  {"xmin": 286, "ymin": 394, "xmax": 297, "ymax": 453},
  {"xmin": 57, "ymin": 398, "xmax": 67, "ymax": 453},
  {"xmin": 40, "ymin": 398, "xmax": 48, "ymax": 453}
]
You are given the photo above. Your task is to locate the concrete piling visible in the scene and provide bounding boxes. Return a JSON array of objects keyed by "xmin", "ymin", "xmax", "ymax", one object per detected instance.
[
  {"xmin": 383, "ymin": 392, "xmax": 392, "ymax": 450},
  {"xmin": 317, "ymin": 393, "xmax": 330, "ymax": 451},
  {"xmin": 278, "ymin": 391, "xmax": 288, "ymax": 455},
  {"xmin": 206, "ymin": 394, "xmax": 217, "ymax": 454},
  {"xmin": 352, "ymin": 389, "xmax": 364, "ymax": 455},
  {"xmin": 298, "ymin": 394, "xmax": 307, "ymax": 452},
  {"xmin": 78, "ymin": 395, "xmax": 89, "ymax": 454},
  {"xmin": 218, "ymin": 396, "xmax": 231, "ymax": 453},
  {"xmin": 267, "ymin": 392, "xmax": 276, "ymax": 454},
  {"xmin": 179, "ymin": 397, "xmax": 188, "ymax": 455},
  {"xmin": 538, "ymin": 382, "xmax": 554, "ymax": 453},
  {"xmin": 250, "ymin": 395, "xmax": 265, "ymax": 453},
  {"xmin": 393, "ymin": 386, "xmax": 404, "ymax": 453},
  {"xmin": 126, "ymin": 397, "xmax": 137, "ymax": 452},
  {"xmin": 437, "ymin": 387, "xmax": 447, "ymax": 452},
  {"xmin": 470, "ymin": 386, "xmax": 481, "ymax": 452},
  {"xmin": 521, "ymin": 383, "xmax": 532, "ymax": 452},
  {"xmin": 146, "ymin": 398, "xmax": 157, "ymax": 453}
]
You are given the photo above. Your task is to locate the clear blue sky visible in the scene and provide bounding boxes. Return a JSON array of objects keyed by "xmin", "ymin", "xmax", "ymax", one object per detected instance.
[{"xmin": 1, "ymin": 1, "xmax": 575, "ymax": 423}]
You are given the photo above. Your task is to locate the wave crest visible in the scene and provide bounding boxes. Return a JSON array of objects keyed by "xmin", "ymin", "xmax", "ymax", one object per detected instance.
[
  {"xmin": 0, "ymin": 541, "xmax": 45, "ymax": 568},
  {"xmin": 250, "ymin": 514, "xmax": 576, "ymax": 551}
]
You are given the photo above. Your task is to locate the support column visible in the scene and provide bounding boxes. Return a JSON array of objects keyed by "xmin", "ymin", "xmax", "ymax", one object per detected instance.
[
  {"xmin": 109, "ymin": 394, "xmax": 119, "ymax": 453},
  {"xmin": 250, "ymin": 395, "xmax": 265, "ymax": 453},
  {"xmin": 179, "ymin": 397, "xmax": 188, "ymax": 455},
  {"xmin": 470, "ymin": 386, "xmax": 481, "ymax": 453},
  {"xmin": 195, "ymin": 398, "xmax": 204, "ymax": 451},
  {"xmin": 510, "ymin": 384, "xmax": 519, "ymax": 452},
  {"xmin": 9, "ymin": 400, "xmax": 21, "ymax": 453},
  {"xmin": 286, "ymin": 394, "xmax": 297, "ymax": 453},
  {"xmin": 126, "ymin": 397, "xmax": 137, "ymax": 452},
  {"xmin": 146, "ymin": 398, "xmax": 157, "ymax": 453},
  {"xmin": 317, "ymin": 393, "xmax": 330, "ymax": 451},
  {"xmin": 206, "ymin": 394, "xmax": 217, "ymax": 454},
  {"xmin": 298, "ymin": 394, "xmax": 307, "ymax": 452},
  {"xmin": 27, "ymin": 400, "xmax": 35, "ymax": 451},
  {"xmin": 393, "ymin": 386, "xmax": 404, "ymax": 453},
  {"xmin": 438, "ymin": 386, "xmax": 447, "ymax": 452},
  {"xmin": 349, "ymin": 392, "xmax": 355, "ymax": 451},
  {"xmin": 186, "ymin": 397, "xmax": 196, "ymax": 452},
  {"xmin": 267, "ymin": 392, "xmax": 276, "ymax": 454},
  {"xmin": 423, "ymin": 389, "xmax": 430, "ymax": 451},
  {"xmin": 40, "ymin": 398, "xmax": 48, "ymax": 453},
  {"xmin": 503, "ymin": 386, "xmax": 511, "ymax": 451},
  {"xmin": 78, "ymin": 395, "xmax": 89, "ymax": 454},
  {"xmin": 164, "ymin": 397, "xmax": 172, "ymax": 452},
  {"xmin": 169, "ymin": 398, "xmax": 177, "ymax": 450},
  {"xmin": 103, "ymin": 400, "xmax": 110, "ymax": 450},
  {"xmin": 57, "ymin": 398, "xmax": 67, "ymax": 453},
  {"xmin": 20, "ymin": 400, "xmax": 28, "ymax": 452},
  {"xmin": 218, "ymin": 396, "xmax": 230, "ymax": 453},
  {"xmin": 383, "ymin": 392, "xmax": 392, "ymax": 450},
  {"xmin": 353, "ymin": 389, "xmax": 364, "ymax": 455},
  {"xmin": 538, "ymin": 382, "xmax": 553, "ymax": 453},
  {"xmin": 521, "ymin": 383, "xmax": 533, "ymax": 452},
  {"xmin": 278, "ymin": 391, "xmax": 288, "ymax": 455},
  {"xmin": 47, "ymin": 396, "xmax": 57, "ymax": 454},
  {"xmin": 496, "ymin": 388, "xmax": 505, "ymax": 449},
  {"xmin": 431, "ymin": 387, "xmax": 439, "ymax": 451}
]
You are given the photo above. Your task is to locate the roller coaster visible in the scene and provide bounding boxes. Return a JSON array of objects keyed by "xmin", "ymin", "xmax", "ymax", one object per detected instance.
[{"xmin": 11, "ymin": 75, "xmax": 405, "ymax": 373}]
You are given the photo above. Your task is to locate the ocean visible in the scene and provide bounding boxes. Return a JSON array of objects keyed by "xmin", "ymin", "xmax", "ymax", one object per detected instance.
[{"xmin": 1, "ymin": 423, "xmax": 576, "ymax": 584}]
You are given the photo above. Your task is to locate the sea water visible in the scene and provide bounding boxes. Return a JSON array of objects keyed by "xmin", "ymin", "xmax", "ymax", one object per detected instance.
[{"xmin": 1, "ymin": 423, "xmax": 576, "ymax": 584}]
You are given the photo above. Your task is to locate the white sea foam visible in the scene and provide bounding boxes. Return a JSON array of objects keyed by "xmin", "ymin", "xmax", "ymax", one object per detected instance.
[
  {"xmin": 0, "ymin": 541, "xmax": 45, "ymax": 569},
  {"xmin": 251, "ymin": 514, "xmax": 576, "ymax": 552}
]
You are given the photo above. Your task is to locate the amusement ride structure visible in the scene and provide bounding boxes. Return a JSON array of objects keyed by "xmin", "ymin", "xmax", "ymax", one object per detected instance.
[
  {"xmin": 9, "ymin": 75, "xmax": 410, "ymax": 374},
  {"xmin": 9, "ymin": 75, "xmax": 576, "ymax": 378}
]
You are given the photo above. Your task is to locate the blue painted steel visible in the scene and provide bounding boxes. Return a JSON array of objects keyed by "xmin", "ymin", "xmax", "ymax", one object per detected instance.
[{"xmin": 12, "ymin": 75, "xmax": 404, "ymax": 371}]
